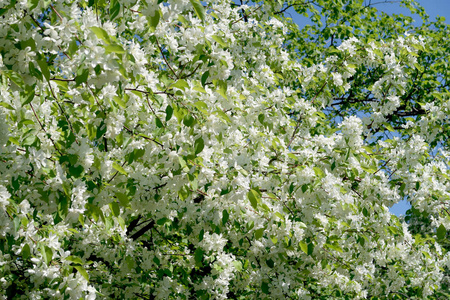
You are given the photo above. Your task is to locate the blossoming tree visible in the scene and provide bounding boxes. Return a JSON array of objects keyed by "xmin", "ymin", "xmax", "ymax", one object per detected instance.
[{"xmin": 0, "ymin": 0, "xmax": 449, "ymax": 298}]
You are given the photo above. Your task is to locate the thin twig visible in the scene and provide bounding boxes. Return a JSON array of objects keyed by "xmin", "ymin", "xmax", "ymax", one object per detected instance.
[
  {"xmin": 107, "ymin": 161, "xmax": 127, "ymax": 183},
  {"xmin": 47, "ymin": 81, "xmax": 79, "ymax": 145},
  {"xmin": 155, "ymin": 37, "xmax": 179, "ymax": 79},
  {"xmin": 231, "ymin": 5, "xmax": 262, "ymax": 25},
  {"xmin": 30, "ymin": 103, "xmax": 62, "ymax": 155},
  {"xmin": 50, "ymin": 77, "xmax": 75, "ymax": 82},
  {"xmin": 374, "ymin": 159, "xmax": 391, "ymax": 175},
  {"xmin": 181, "ymin": 62, "xmax": 202, "ymax": 79}
]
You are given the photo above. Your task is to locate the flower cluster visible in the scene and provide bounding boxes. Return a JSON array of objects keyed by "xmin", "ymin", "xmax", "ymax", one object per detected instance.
[{"xmin": 0, "ymin": 0, "xmax": 449, "ymax": 299}]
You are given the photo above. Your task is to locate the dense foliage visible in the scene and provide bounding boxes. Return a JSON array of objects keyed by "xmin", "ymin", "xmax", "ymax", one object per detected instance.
[{"xmin": 1, "ymin": 0, "xmax": 449, "ymax": 298}]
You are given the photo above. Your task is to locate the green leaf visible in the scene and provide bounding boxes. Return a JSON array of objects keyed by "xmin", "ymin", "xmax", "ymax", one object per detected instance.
[
  {"xmin": 74, "ymin": 265, "xmax": 89, "ymax": 281},
  {"xmin": 261, "ymin": 282, "xmax": 269, "ymax": 294},
  {"xmin": 66, "ymin": 255, "xmax": 84, "ymax": 265},
  {"xmin": 157, "ymin": 217, "xmax": 169, "ymax": 225},
  {"xmin": 58, "ymin": 194, "xmax": 69, "ymax": 218},
  {"xmin": 178, "ymin": 15, "xmax": 189, "ymax": 26},
  {"xmin": 113, "ymin": 96, "xmax": 127, "ymax": 108},
  {"xmin": 254, "ymin": 227, "xmax": 264, "ymax": 239},
  {"xmin": 437, "ymin": 224, "xmax": 447, "ymax": 240},
  {"xmin": 345, "ymin": 148, "xmax": 351, "ymax": 161},
  {"xmin": 28, "ymin": 0, "xmax": 39, "ymax": 10},
  {"xmin": 90, "ymin": 26, "xmax": 111, "ymax": 44},
  {"xmin": 112, "ymin": 162, "xmax": 128, "ymax": 175},
  {"xmin": 232, "ymin": 260, "xmax": 242, "ymax": 272},
  {"xmin": 67, "ymin": 39, "xmax": 79, "ymax": 57},
  {"xmin": 21, "ymin": 85, "xmax": 35, "ymax": 106},
  {"xmin": 115, "ymin": 192, "xmax": 130, "ymax": 207},
  {"xmin": 9, "ymin": 137, "xmax": 20, "ymax": 146},
  {"xmin": 21, "ymin": 243, "xmax": 31, "ymax": 259},
  {"xmin": 148, "ymin": 9, "xmax": 161, "ymax": 30},
  {"xmin": 194, "ymin": 137, "xmax": 204, "ymax": 155},
  {"xmin": 313, "ymin": 167, "xmax": 324, "ymax": 178},
  {"xmin": 299, "ymin": 241, "xmax": 308, "ymax": 254},
  {"xmin": 422, "ymin": 250, "xmax": 432, "ymax": 259},
  {"xmin": 212, "ymin": 35, "xmax": 228, "ymax": 47},
  {"xmin": 383, "ymin": 122, "xmax": 395, "ymax": 132},
  {"xmin": 173, "ymin": 105, "xmax": 187, "ymax": 124},
  {"xmin": 155, "ymin": 117, "xmax": 163, "ymax": 128},
  {"xmin": 189, "ymin": 0, "xmax": 205, "ymax": 22},
  {"xmin": 216, "ymin": 80, "xmax": 227, "ymax": 99},
  {"xmin": 266, "ymin": 259, "xmax": 274, "ymax": 268},
  {"xmin": 165, "ymin": 105, "xmax": 173, "ymax": 121},
  {"xmin": 105, "ymin": 44, "xmax": 125, "ymax": 54},
  {"xmin": 414, "ymin": 63, "xmax": 424, "ymax": 73},
  {"xmin": 267, "ymin": 193, "xmax": 278, "ymax": 200},
  {"xmin": 69, "ymin": 165, "xmax": 84, "ymax": 178},
  {"xmin": 247, "ymin": 189, "xmax": 260, "ymax": 209},
  {"xmin": 172, "ymin": 79, "xmax": 189, "ymax": 91},
  {"xmin": 362, "ymin": 207, "xmax": 369, "ymax": 217},
  {"xmin": 4, "ymin": 70, "xmax": 24, "ymax": 87},
  {"xmin": 75, "ymin": 68, "xmax": 89, "ymax": 87},
  {"xmin": 41, "ymin": 245, "xmax": 53, "ymax": 266},
  {"xmin": 326, "ymin": 243, "xmax": 343, "ymax": 253},
  {"xmin": 222, "ymin": 209, "xmax": 229, "ymax": 226},
  {"xmin": 110, "ymin": 202, "xmax": 120, "ymax": 217},
  {"xmin": 275, "ymin": 212, "xmax": 284, "ymax": 220},
  {"xmin": 193, "ymin": 86, "xmax": 207, "ymax": 94},
  {"xmin": 14, "ymin": 216, "xmax": 20, "ymax": 232},
  {"xmin": 201, "ymin": 71, "xmax": 209, "ymax": 86},
  {"xmin": 109, "ymin": 0, "xmax": 120, "ymax": 20},
  {"xmin": 36, "ymin": 57, "xmax": 50, "ymax": 81},
  {"xmin": 214, "ymin": 110, "xmax": 231, "ymax": 123},
  {"xmin": 193, "ymin": 101, "xmax": 208, "ymax": 113},
  {"xmin": 331, "ymin": 161, "xmax": 336, "ymax": 171},
  {"xmin": 178, "ymin": 156, "xmax": 187, "ymax": 169},
  {"xmin": 194, "ymin": 248, "xmax": 204, "ymax": 264},
  {"xmin": 184, "ymin": 114, "xmax": 195, "ymax": 127},
  {"xmin": 0, "ymin": 102, "xmax": 14, "ymax": 110},
  {"xmin": 301, "ymin": 184, "xmax": 308, "ymax": 193}
]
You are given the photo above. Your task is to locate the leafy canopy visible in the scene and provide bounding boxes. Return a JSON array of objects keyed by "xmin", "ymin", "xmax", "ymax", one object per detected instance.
[{"xmin": 0, "ymin": 0, "xmax": 449, "ymax": 299}]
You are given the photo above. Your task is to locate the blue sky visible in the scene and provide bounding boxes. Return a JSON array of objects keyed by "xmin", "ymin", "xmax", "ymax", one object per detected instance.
[
  {"xmin": 287, "ymin": 0, "xmax": 449, "ymax": 216},
  {"xmin": 379, "ymin": 0, "xmax": 450, "ymax": 23}
]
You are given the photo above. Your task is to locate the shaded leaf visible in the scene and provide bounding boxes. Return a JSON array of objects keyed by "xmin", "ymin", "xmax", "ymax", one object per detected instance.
[
  {"xmin": 110, "ymin": 202, "xmax": 120, "ymax": 217},
  {"xmin": 109, "ymin": 0, "xmax": 120, "ymax": 20},
  {"xmin": 437, "ymin": 224, "xmax": 447, "ymax": 240},
  {"xmin": 222, "ymin": 209, "xmax": 229, "ymax": 226},
  {"xmin": 21, "ymin": 244, "xmax": 31, "ymax": 260},
  {"xmin": 194, "ymin": 137, "xmax": 204, "ymax": 155}
]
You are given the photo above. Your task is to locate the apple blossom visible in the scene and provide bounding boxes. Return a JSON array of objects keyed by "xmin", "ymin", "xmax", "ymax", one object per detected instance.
[{"xmin": 0, "ymin": 0, "xmax": 449, "ymax": 299}]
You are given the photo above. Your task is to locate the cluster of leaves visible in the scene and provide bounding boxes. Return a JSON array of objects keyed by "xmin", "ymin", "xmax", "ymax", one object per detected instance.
[{"xmin": 0, "ymin": 0, "xmax": 449, "ymax": 299}]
